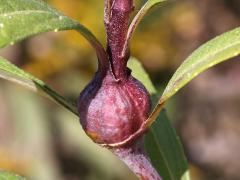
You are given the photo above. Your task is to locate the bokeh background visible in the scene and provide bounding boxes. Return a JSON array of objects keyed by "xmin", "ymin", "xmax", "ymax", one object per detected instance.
[{"xmin": 0, "ymin": 0, "xmax": 240, "ymax": 179}]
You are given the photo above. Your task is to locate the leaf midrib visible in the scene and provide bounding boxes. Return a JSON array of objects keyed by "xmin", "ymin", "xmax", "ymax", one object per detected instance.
[
  {"xmin": 0, "ymin": 70, "xmax": 36, "ymax": 90},
  {"xmin": 173, "ymin": 36, "xmax": 240, "ymax": 82},
  {"xmin": 151, "ymin": 128, "xmax": 175, "ymax": 180},
  {"xmin": 164, "ymin": 37, "xmax": 240, "ymax": 96},
  {"xmin": 0, "ymin": 10, "xmax": 56, "ymax": 17}
]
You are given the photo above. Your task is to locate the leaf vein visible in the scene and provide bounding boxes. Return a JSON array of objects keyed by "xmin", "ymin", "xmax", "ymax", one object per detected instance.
[
  {"xmin": 0, "ymin": 10, "xmax": 55, "ymax": 17},
  {"xmin": 151, "ymin": 128, "xmax": 176, "ymax": 180}
]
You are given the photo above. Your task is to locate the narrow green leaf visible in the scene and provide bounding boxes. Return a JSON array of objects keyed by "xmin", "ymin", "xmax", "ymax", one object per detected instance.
[
  {"xmin": 161, "ymin": 27, "xmax": 240, "ymax": 102},
  {"xmin": 127, "ymin": 57, "xmax": 156, "ymax": 94},
  {"xmin": 0, "ymin": 170, "xmax": 25, "ymax": 180},
  {"xmin": 0, "ymin": 0, "xmax": 106, "ymax": 61},
  {"xmin": 145, "ymin": 110, "xmax": 190, "ymax": 180},
  {"xmin": 122, "ymin": 0, "xmax": 166, "ymax": 56},
  {"xmin": 128, "ymin": 56, "xmax": 190, "ymax": 180},
  {"xmin": 129, "ymin": 0, "xmax": 167, "ymax": 38},
  {"xmin": 146, "ymin": 0, "xmax": 168, "ymax": 9},
  {"xmin": 146, "ymin": 27, "xmax": 240, "ymax": 127},
  {"xmin": 0, "ymin": 56, "xmax": 78, "ymax": 115}
]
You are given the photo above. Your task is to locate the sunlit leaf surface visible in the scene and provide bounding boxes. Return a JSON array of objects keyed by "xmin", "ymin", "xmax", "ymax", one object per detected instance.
[
  {"xmin": 161, "ymin": 27, "xmax": 240, "ymax": 102},
  {"xmin": 147, "ymin": 26, "xmax": 240, "ymax": 126},
  {"xmin": 0, "ymin": 0, "xmax": 106, "ymax": 60}
]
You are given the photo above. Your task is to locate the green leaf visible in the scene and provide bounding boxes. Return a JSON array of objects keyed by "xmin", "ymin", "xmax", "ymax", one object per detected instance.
[
  {"xmin": 161, "ymin": 27, "xmax": 240, "ymax": 102},
  {"xmin": 127, "ymin": 57, "xmax": 156, "ymax": 94},
  {"xmin": 0, "ymin": 0, "xmax": 106, "ymax": 61},
  {"xmin": 0, "ymin": 170, "xmax": 25, "ymax": 180},
  {"xmin": 145, "ymin": 110, "xmax": 190, "ymax": 180},
  {"xmin": 146, "ymin": 0, "xmax": 168, "ymax": 9},
  {"xmin": 146, "ymin": 27, "xmax": 240, "ymax": 127},
  {"xmin": 128, "ymin": 56, "xmax": 190, "ymax": 180},
  {"xmin": 122, "ymin": 0, "xmax": 166, "ymax": 56},
  {"xmin": 129, "ymin": 0, "xmax": 167, "ymax": 37},
  {"xmin": 0, "ymin": 56, "xmax": 78, "ymax": 115}
]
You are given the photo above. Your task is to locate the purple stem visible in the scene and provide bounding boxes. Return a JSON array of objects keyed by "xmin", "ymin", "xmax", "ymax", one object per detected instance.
[
  {"xmin": 111, "ymin": 138, "xmax": 162, "ymax": 180},
  {"xmin": 103, "ymin": 1, "xmax": 161, "ymax": 179},
  {"xmin": 104, "ymin": 0, "xmax": 134, "ymax": 79}
]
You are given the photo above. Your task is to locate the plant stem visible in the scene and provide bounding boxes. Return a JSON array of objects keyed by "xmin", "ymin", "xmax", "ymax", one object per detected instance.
[
  {"xmin": 104, "ymin": 0, "xmax": 134, "ymax": 79},
  {"xmin": 111, "ymin": 138, "xmax": 162, "ymax": 180},
  {"xmin": 103, "ymin": 1, "xmax": 161, "ymax": 179}
]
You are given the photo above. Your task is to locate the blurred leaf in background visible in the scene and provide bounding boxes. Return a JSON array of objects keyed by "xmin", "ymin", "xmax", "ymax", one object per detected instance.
[{"xmin": 0, "ymin": 170, "xmax": 25, "ymax": 180}]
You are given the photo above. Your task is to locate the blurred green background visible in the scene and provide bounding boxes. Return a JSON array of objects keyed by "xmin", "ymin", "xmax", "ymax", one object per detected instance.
[{"xmin": 0, "ymin": 0, "xmax": 240, "ymax": 179}]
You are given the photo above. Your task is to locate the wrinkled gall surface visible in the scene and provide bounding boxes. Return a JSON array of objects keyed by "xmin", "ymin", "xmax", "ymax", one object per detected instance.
[{"xmin": 78, "ymin": 69, "xmax": 151, "ymax": 144}]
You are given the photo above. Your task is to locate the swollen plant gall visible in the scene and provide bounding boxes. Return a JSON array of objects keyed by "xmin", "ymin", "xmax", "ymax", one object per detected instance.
[
  {"xmin": 77, "ymin": 0, "xmax": 151, "ymax": 146},
  {"xmin": 77, "ymin": 67, "xmax": 151, "ymax": 144},
  {"xmin": 78, "ymin": 0, "xmax": 162, "ymax": 179}
]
